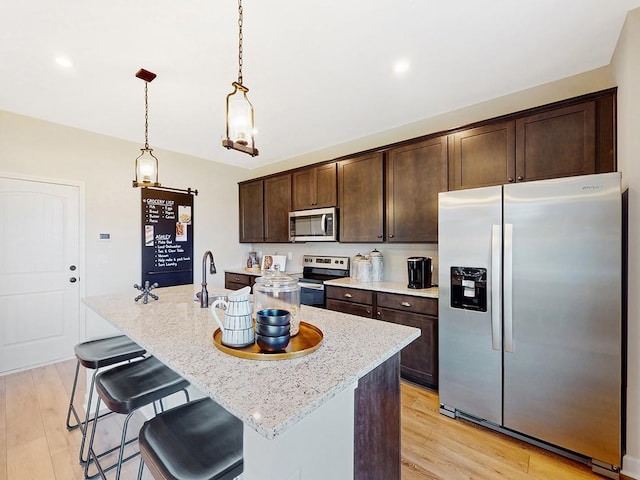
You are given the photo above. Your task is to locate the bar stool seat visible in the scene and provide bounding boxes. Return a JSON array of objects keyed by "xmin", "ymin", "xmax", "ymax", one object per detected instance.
[
  {"xmin": 85, "ymin": 356, "xmax": 190, "ymax": 480},
  {"xmin": 138, "ymin": 397, "xmax": 243, "ymax": 480},
  {"xmin": 65, "ymin": 335, "xmax": 146, "ymax": 465}
]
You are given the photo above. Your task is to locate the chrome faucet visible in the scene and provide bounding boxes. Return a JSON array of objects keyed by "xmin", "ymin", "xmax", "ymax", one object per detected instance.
[{"xmin": 200, "ymin": 250, "xmax": 217, "ymax": 308}]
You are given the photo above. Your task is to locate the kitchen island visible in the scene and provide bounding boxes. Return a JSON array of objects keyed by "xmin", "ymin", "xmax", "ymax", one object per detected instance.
[{"xmin": 83, "ymin": 284, "xmax": 420, "ymax": 480}]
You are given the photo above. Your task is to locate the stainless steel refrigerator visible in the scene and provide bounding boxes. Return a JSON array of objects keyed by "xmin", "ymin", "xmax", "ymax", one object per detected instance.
[{"xmin": 438, "ymin": 172, "xmax": 623, "ymax": 477}]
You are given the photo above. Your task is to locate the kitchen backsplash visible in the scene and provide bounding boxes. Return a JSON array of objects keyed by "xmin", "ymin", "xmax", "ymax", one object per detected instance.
[{"xmin": 241, "ymin": 243, "xmax": 439, "ymax": 286}]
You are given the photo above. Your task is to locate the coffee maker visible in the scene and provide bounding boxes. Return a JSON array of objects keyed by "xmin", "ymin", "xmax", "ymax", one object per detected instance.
[{"xmin": 407, "ymin": 257, "xmax": 432, "ymax": 289}]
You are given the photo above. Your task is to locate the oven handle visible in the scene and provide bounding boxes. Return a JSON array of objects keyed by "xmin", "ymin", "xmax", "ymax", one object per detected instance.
[{"xmin": 299, "ymin": 282, "xmax": 325, "ymax": 291}]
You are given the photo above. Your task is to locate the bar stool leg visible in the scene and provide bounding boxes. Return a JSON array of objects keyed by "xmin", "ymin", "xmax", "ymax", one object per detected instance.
[
  {"xmin": 65, "ymin": 360, "xmax": 82, "ymax": 431},
  {"xmin": 65, "ymin": 359, "xmax": 103, "ymax": 465},
  {"xmin": 84, "ymin": 390, "xmax": 190, "ymax": 480}
]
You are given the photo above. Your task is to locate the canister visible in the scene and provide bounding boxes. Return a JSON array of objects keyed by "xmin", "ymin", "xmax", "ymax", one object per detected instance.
[
  {"xmin": 358, "ymin": 257, "xmax": 373, "ymax": 283},
  {"xmin": 370, "ymin": 249, "xmax": 383, "ymax": 281},
  {"xmin": 253, "ymin": 267, "xmax": 301, "ymax": 336},
  {"xmin": 351, "ymin": 253, "xmax": 364, "ymax": 280}
]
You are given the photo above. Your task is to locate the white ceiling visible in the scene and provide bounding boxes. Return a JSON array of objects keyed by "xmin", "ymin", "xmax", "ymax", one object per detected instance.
[{"xmin": 1, "ymin": 1, "xmax": 639, "ymax": 170}]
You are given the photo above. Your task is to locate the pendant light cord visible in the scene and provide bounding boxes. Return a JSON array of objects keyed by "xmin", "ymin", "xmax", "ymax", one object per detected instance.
[
  {"xmin": 237, "ymin": 0, "xmax": 243, "ymax": 85},
  {"xmin": 144, "ymin": 81, "xmax": 150, "ymax": 150}
]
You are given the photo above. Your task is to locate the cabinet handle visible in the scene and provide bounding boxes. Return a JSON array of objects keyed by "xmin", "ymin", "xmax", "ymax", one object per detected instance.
[
  {"xmin": 400, "ymin": 301, "xmax": 412, "ymax": 308},
  {"xmin": 376, "ymin": 311, "xmax": 381, "ymax": 316},
  {"xmin": 517, "ymin": 176, "xmax": 524, "ymax": 181},
  {"xmin": 389, "ymin": 234, "xmax": 394, "ymax": 238},
  {"xmin": 377, "ymin": 234, "xmax": 383, "ymax": 239},
  {"xmin": 507, "ymin": 177, "xmax": 514, "ymax": 183},
  {"xmin": 366, "ymin": 309, "xmax": 371, "ymax": 315},
  {"xmin": 343, "ymin": 293, "xmax": 353, "ymax": 298}
]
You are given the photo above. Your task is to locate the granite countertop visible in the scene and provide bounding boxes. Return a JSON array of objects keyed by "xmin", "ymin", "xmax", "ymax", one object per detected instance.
[
  {"xmin": 324, "ymin": 277, "xmax": 439, "ymax": 299},
  {"xmin": 83, "ymin": 284, "xmax": 419, "ymax": 440}
]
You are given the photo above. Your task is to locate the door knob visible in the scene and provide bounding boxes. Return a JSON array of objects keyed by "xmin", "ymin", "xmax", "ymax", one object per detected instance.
[{"xmin": 69, "ymin": 277, "xmax": 77, "ymax": 283}]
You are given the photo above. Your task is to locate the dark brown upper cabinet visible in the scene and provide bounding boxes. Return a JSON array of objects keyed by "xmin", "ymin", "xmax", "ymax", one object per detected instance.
[
  {"xmin": 239, "ymin": 179, "xmax": 264, "ymax": 243},
  {"xmin": 449, "ymin": 92, "xmax": 614, "ymax": 190},
  {"xmin": 515, "ymin": 101, "xmax": 596, "ymax": 183},
  {"xmin": 292, "ymin": 162, "xmax": 337, "ymax": 211},
  {"xmin": 263, "ymin": 174, "xmax": 292, "ymax": 242},
  {"xmin": 448, "ymin": 121, "xmax": 516, "ymax": 190},
  {"xmin": 386, "ymin": 136, "xmax": 448, "ymax": 243},
  {"xmin": 338, "ymin": 153, "xmax": 384, "ymax": 243}
]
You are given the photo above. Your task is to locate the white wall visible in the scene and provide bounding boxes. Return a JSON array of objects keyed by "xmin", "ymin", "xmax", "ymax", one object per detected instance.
[
  {"xmin": 255, "ymin": 242, "xmax": 439, "ymax": 284},
  {"xmin": 612, "ymin": 7, "xmax": 640, "ymax": 478},
  {"xmin": 0, "ymin": 110, "xmax": 251, "ymax": 336}
]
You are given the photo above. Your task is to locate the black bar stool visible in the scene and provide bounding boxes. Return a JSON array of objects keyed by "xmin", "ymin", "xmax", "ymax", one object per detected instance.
[
  {"xmin": 84, "ymin": 355, "xmax": 190, "ymax": 480},
  {"xmin": 66, "ymin": 335, "xmax": 146, "ymax": 464},
  {"xmin": 137, "ymin": 397, "xmax": 243, "ymax": 480}
]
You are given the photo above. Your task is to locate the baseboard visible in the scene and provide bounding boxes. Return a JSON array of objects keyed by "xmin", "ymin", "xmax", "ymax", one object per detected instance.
[{"xmin": 623, "ymin": 453, "xmax": 640, "ymax": 479}]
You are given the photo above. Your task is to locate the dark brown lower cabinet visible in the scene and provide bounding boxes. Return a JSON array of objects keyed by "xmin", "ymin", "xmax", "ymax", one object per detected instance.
[
  {"xmin": 224, "ymin": 272, "xmax": 256, "ymax": 292},
  {"xmin": 354, "ymin": 353, "xmax": 400, "ymax": 480},
  {"xmin": 325, "ymin": 285, "xmax": 438, "ymax": 389}
]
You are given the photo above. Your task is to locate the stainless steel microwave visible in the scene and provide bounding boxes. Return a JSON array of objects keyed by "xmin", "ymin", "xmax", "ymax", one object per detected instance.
[{"xmin": 288, "ymin": 207, "xmax": 338, "ymax": 242}]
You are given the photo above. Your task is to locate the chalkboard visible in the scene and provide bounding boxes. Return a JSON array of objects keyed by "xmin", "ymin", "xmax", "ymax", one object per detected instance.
[{"xmin": 141, "ymin": 188, "xmax": 194, "ymax": 287}]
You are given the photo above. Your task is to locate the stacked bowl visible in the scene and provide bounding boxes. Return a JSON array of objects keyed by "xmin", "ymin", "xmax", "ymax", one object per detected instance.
[{"xmin": 255, "ymin": 309, "xmax": 291, "ymax": 352}]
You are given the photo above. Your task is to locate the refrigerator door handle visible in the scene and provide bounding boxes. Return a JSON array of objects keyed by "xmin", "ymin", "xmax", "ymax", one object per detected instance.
[
  {"xmin": 491, "ymin": 224, "xmax": 502, "ymax": 351},
  {"xmin": 504, "ymin": 223, "xmax": 514, "ymax": 353}
]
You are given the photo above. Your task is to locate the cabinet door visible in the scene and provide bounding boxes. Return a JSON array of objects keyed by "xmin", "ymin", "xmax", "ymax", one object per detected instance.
[
  {"xmin": 264, "ymin": 174, "xmax": 291, "ymax": 242},
  {"xmin": 449, "ymin": 121, "xmax": 516, "ymax": 190},
  {"xmin": 338, "ymin": 153, "xmax": 384, "ymax": 242},
  {"xmin": 377, "ymin": 307, "xmax": 438, "ymax": 388},
  {"xmin": 292, "ymin": 169, "xmax": 313, "ymax": 211},
  {"xmin": 239, "ymin": 180, "xmax": 264, "ymax": 243},
  {"xmin": 314, "ymin": 162, "xmax": 337, "ymax": 208},
  {"xmin": 387, "ymin": 137, "xmax": 447, "ymax": 242},
  {"xmin": 292, "ymin": 163, "xmax": 337, "ymax": 210},
  {"xmin": 515, "ymin": 101, "xmax": 596, "ymax": 182}
]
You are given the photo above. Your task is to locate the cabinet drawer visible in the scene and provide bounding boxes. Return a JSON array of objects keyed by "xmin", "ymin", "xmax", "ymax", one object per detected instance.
[
  {"xmin": 325, "ymin": 286, "xmax": 373, "ymax": 305},
  {"xmin": 376, "ymin": 292, "xmax": 437, "ymax": 316},
  {"xmin": 225, "ymin": 273, "xmax": 252, "ymax": 285},
  {"xmin": 326, "ymin": 299, "xmax": 373, "ymax": 318}
]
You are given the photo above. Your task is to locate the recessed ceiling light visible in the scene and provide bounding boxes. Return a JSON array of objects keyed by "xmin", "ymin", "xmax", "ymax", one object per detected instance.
[
  {"xmin": 55, "ymin": 56, "xmax": 73, "ymax": 68},
  {"xmin": 393, "ymin": 59, "xmax": 410, "ymax": 75}
]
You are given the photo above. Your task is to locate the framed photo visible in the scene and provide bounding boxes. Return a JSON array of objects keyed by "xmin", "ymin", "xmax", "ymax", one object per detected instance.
[{"xmin": 261, "ymin": 254, "xmax": 287, "ymax": 272}]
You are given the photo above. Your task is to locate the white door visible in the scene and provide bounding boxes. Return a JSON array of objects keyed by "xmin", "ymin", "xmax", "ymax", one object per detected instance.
[{"xmin": 0, "ymin": 177, "xmax": 80, "ymax": 374}]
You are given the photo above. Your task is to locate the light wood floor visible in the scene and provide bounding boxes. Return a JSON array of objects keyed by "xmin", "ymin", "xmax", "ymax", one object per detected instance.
[{"xmin": 0, "ymin": 359, "xmax": 630, "ymax": 479}]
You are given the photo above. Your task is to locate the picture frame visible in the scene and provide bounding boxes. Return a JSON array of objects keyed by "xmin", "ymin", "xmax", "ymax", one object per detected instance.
[{"xmin": 261, "ymin": 254, "xmax": 287, "ymax": 272}]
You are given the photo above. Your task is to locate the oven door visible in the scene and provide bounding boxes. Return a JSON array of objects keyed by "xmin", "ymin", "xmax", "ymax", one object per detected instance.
[{"xmin": 299, "ymin": 282, "xmax": 325, "ymax": 309}]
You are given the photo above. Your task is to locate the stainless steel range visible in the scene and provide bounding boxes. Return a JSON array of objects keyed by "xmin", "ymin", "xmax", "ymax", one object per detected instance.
[{"xmin": 298, "ymin": 255, "xmax": 350, "ymax": 308}]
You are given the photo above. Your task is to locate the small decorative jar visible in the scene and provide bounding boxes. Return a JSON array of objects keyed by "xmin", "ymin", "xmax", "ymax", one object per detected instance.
[{"xmin": 253, "ymin": 267, "xmax": 302, "ymax": 336}]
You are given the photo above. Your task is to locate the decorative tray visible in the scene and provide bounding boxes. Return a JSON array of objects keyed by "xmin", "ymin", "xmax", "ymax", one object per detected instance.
[{"xmin": 212, "ymin": 321, "xmax": 323, "ymax": 360}]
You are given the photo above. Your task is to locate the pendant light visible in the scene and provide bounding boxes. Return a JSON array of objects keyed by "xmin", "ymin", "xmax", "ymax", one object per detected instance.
[
  {"xmin": 222, "ymin": 0, "xmax": 259, "ymax": 157},
  {"xmin": 133, "ymin": 68, "xmax": 161, "ymax": 187}
]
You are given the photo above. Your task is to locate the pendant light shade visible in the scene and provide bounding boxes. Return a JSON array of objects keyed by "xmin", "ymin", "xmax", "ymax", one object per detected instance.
[
  {"xmin": 222, "ymin": 81, "xmax": 258, "ymax": 156},
  {"xmin": 134, "ymin": 148, "xmax": 159, "ymax": 187},
  {"xmin": 222, "ymin": 0, "xmax": 259, "ymax": 157},
  {"xmin": 133, "ymin": 68, "xmax": 161, "ymax": 187}
]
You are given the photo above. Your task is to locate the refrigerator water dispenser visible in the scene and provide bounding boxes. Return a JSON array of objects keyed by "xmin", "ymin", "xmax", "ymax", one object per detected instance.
[{"xmin": 450, "ymin": 267, "xmax": 487, "ymax": 311}]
